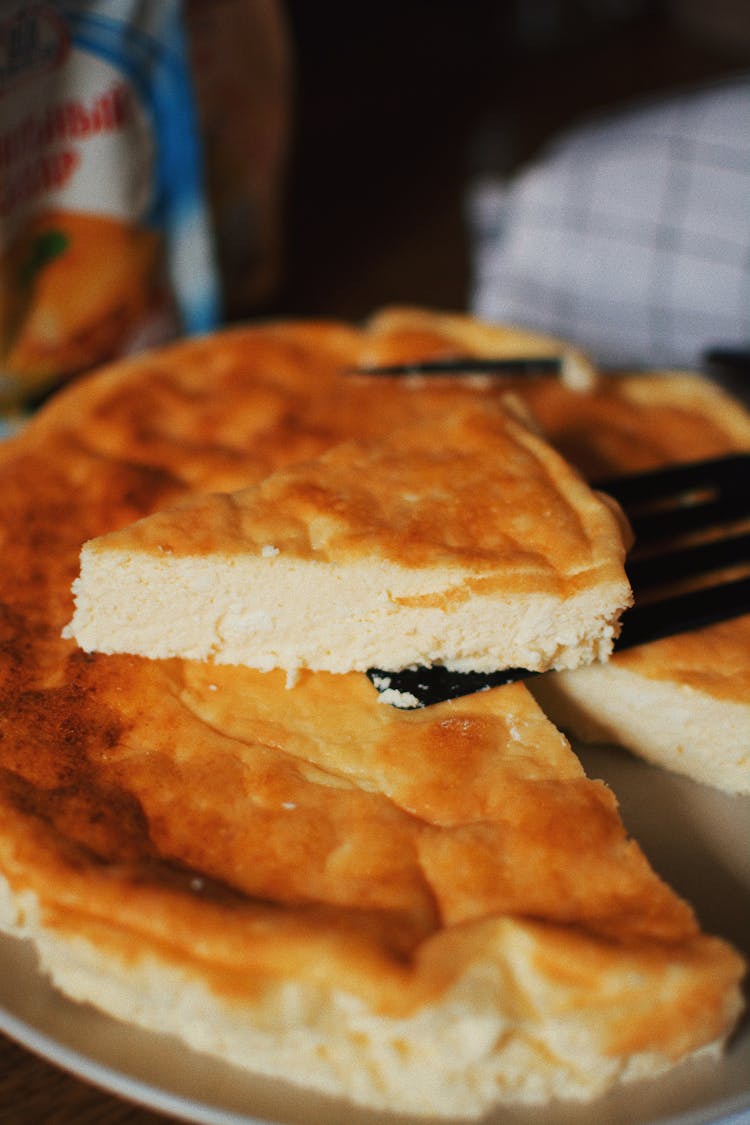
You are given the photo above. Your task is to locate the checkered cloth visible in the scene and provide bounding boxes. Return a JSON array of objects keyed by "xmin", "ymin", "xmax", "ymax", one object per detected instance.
[{"xmin": 469, "ymin": 76, "xmax": 750, "ymax": 369}]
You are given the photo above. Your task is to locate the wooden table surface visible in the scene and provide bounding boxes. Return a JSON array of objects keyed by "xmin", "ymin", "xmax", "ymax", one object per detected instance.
[
  {"xmin": 0, "ymin": 1031, "xmax": 175, "ymax": 1124},
  {"xmin": 1, "ymin": 7, "xmax": 741, "ymax": 1123}
]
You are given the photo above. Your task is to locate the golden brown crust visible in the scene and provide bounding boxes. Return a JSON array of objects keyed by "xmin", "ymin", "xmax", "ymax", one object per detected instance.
[
  {"xmin": 362, "ymin": 306, "xmax": 598, "ymax": 388},
  {"xmin": 85, "ymin": 402, "xmax": 629, "ymax": 581},
  {"xmin": 519, "ymin": 369, "xmax": 750, "ymax": 476},
  {"xmin": 609, "ymin": 615, "xmax": 750, "ymax": 702}
]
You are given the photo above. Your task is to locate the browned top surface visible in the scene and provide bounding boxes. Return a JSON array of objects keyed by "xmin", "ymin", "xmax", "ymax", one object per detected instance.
[
  {"xmin": 0, "ymin": 313, "xmax": 743, "ymax": 1053},
  {"xmin": 520, "ymin": 369, "xmax": 750, "ymax": 478},
  {"xmin": 92, "ymin": 401, "xmax": 629, "ymax": 599}
]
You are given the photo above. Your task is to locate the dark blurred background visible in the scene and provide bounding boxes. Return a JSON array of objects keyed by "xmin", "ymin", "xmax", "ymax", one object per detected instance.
[{"xmin": 275, "ymin": 0, "xmax": 750, "ymax": 320}]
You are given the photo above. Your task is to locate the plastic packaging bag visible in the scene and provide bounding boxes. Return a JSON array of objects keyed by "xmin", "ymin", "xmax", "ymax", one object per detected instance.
[{"xmin": 0, "ymin": 0, "xmax": 221, "ymax": 406}]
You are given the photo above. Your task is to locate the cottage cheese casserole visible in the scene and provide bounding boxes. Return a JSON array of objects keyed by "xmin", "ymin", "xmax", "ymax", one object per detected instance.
[
  {"xmin": 0, "ymin": 311, "xmax": 745, "ymax": 1119},
  {"xmin": 64, "ymin": 401, "xmax": 632, "ymax": 678}
]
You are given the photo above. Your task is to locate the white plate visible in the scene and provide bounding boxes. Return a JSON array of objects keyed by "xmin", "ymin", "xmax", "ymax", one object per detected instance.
[{"xmin": 1, "ymin": 742, "xmax": 749, "ymax": 1125}]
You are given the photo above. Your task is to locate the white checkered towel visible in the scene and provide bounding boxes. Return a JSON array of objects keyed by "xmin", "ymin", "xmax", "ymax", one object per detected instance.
[{"xmin": 469, "ymin": 75, "xmax": 750, "ymax": 369}]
